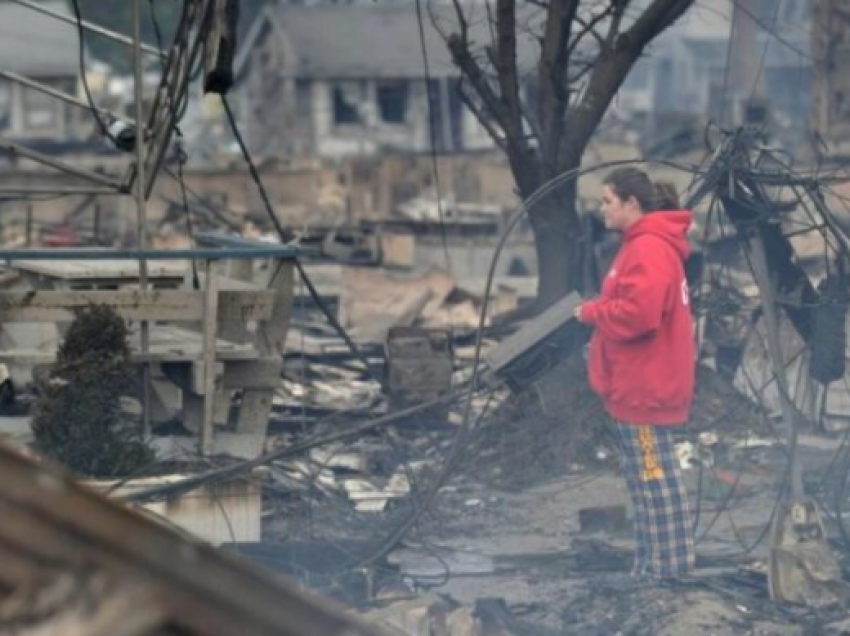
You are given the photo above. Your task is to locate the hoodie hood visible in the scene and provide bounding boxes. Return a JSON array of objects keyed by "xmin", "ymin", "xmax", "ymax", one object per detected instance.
[{"xmin": 624, "ymin": 210, "xmax": 692, "ymax": 260}]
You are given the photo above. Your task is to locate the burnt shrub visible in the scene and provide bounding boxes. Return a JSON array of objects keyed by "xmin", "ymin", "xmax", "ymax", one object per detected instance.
[{"xmin": 31, "ymin": 305, "xmax": 153, "ymax": 477}]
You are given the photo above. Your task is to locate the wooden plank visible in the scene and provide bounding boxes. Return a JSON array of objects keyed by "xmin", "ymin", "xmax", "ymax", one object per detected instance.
[
  {"xmin": 153, "ymin": 434, "xmax": 265, "ymax": 461},
  {"xmin": 196, "ymin": 271, "xmax": 260, "ymax": 291},
  {"xmin": 483, "ymin": 292, "xmax": 582, "ymax": 373},
  {"xmin": 11, "ymin": 259, "xmax": 187, "ymax": 281},
  {"xmin": 221, "ymin": 359, "xmax": 282, "ymax": 390},
  {"xmin": 0, "ymin": 326, "xmax": 260, "ymax": 365},
  {"xmin": 0, "ymin": 290, "xmax": 203, "ymax": 322},
  {"xmin": 256, "ymin": 260, "xmax": 294, "ymax": 357},
  {"xmin": 133, "ymin": 326, "xmax": 258, "ymax": 362},
  {"xmin": 182, "ymin": 393, "xmax": 203, "ymax": 435},
  {"xmin": 235, "ymin": 390, "xmax": 275, "ymax": 437},
  {"xmin": 218, "ymin": 261, "xmax": 257, "ymax": 344},
  {"xmin": 235, "ymin": 259, "xmax": 294, "ymax": 447},
  {"xmin": 0, "ymin": 350, "xmax": 57, "ymax": 365},
  {"xmin": 218, "ymin": 290, "xmax": 275, "ymax": 321},
  {"xmin": 0, "ymin": 289, "xmax": 273, "ymax": 323},
  {"xmin": 189, "ymin": 362, "xmax": 224, "ymax": 395},
  {"xmin": 0, "ymin": 349, "xmax": 257, "ymax": 365},
  {"xmin": 167, "ymin": 359, "xmax": 281, "ymax": 391}
]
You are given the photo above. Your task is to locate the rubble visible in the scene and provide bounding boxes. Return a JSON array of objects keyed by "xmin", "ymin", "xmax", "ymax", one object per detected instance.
[
  {"xmin": 360, "ymin": 594, "xmax": 539, "ymax": 636},
  {"xmin": 2, "ymin": 221, "xmax": 847, "ymax": 635},
  {"xmin": 386, "ymin": 327, "xmax": 454, "ymax": 409},
  {"xmin": 345, "ymin": 471, "xmax": 412, "ymax": 513},
  {"xmin": 578, "ymin": 505, "xmax": 630, "ymax": 535}
]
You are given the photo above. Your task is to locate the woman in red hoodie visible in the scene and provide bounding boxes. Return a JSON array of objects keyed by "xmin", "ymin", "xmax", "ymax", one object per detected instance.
[{"xmin": 576, "ymin": 167, "xmax": 696, "ymax": 582}]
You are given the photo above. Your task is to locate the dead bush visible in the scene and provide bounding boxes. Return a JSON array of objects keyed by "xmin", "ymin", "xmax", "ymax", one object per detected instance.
[{"xmin": 31, "ymin": 305, "xmax": 153, "ymax": 477}]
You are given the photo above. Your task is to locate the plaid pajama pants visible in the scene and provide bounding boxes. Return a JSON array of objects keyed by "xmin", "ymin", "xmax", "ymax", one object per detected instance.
[{"xmin": 614, "ymin": 422, "xmax": 695, "ymax": 580}]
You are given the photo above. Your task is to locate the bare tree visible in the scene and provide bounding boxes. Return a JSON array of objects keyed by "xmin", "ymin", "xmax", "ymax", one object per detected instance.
[{"xmin": 440, "ymin": 0, "xmax": 696, "ymax": 308}]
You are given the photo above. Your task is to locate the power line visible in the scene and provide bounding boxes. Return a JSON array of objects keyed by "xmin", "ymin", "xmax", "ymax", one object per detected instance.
[
  {"xmin": 219, "ymin": 93, "xmax": 384, "ymax": 387},
  {"xmin": 728, "ymin": 0, "xmax": 817, "ymax": 63},
  {"xmin": 746, "ymin": 0, "xmax": 781, "ymax": 105},
  {"xmin": 717, "ymin": 2, "xmax": 737, "ymax": 126},
  {"xmin": 413, "ymin": 0, "xmax": 454, "ymax": 284},
  {"xmin": 69, "ymin": 0, "xmax": 121, "ymax": 148}
]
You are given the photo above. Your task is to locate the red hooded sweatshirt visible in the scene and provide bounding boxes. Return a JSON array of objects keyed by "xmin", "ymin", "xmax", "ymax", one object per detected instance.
[{"xmin": 578, "ymin": 211, "xmax": 695, "ymax": 425}]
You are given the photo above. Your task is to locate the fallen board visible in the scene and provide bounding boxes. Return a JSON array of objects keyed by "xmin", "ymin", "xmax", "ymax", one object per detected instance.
[
  {"xmin": 0, "ymin": 325, "xmax": 259, "ymax": 364},
  {"xmin": 483, "ymin": 292, "xmax": 582, "ymax": 375},
  {"xmin": 0, "ymin": 289, "xmax": 275, "ymax": 322}
]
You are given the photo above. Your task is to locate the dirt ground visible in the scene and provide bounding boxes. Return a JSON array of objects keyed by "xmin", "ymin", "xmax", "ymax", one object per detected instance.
[
  {"xmin": 414, "ymin": 470, "xmax": 837, "ymax": 636},
  {"xmin": 250, "ymin": 365, "xmax": 850, "ymax": 635},
  {"xmin": 253, "ymin": 432, "xmax": 850, "ymax": 634}
]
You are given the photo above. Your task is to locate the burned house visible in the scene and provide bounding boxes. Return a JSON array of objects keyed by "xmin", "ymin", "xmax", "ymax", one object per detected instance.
[
  {"xmin": 614, "ymin": 0, "xmax": 812, "ymax": 149},
  {"xmin": 0, "ymin": 1, "xmax": 85, "ymax": 144},
  {"xmin": 232, "ymin": 3, "xmax": 508, "ymax": 159},
  {"xmin": 811, "ymin": 0, "xmax": 850, "ymax": 154}
]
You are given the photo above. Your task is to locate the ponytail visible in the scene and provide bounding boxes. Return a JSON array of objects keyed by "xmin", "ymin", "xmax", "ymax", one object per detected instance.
[{"xmin": 654, "ymin": 180, "xmax": 680, "ymax": 210}]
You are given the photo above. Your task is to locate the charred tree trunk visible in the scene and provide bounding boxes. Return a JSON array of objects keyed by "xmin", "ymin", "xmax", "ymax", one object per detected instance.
[{"xmin": 525, "ymin": 178, "xmax": 582, "ymax": 309}]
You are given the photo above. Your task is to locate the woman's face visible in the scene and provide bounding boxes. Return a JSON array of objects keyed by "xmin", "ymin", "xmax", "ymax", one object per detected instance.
[{"xmin": 600, "ymin": 185, "xmax": 640, "ymax": 232}]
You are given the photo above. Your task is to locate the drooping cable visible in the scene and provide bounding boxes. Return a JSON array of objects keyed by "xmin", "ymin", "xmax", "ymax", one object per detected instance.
[
  {"xmin": 175, "ymin": 141, "xmax": 200, "ymax": 290},
  {"xmin": 69, "ymin": 0, "xmax": 121, "ymax": 147},
  {"xmin": 413, "ymin": 0, "xmax": 454, "ymax": 283},
  {"xmin": 219, "ymin": 94, "xmax": 384, "ymax": 388}
]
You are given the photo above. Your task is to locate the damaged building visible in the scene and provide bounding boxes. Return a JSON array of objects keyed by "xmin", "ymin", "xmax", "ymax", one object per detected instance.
[{"xmin": 231, "ymin": 3, "xmax": 529, "ymax": 158}]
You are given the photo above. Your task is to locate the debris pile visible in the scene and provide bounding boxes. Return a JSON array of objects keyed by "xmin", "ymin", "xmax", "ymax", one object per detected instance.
[{"xmin": 461, "ymin": 354, "xmax": 611, "ymax": 490}]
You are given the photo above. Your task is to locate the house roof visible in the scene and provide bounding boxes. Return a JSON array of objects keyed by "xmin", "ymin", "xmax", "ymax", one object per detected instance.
[
  {"xmin": 238, "ymin": 3, "xmax": 542, "ymax": 80},
  {"xmin": 0, "ymin": 1, "xmax": 79, "ymax": 77}
]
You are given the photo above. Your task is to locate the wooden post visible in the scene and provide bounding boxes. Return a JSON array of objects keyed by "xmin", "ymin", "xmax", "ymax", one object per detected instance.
[
  {"xmin": 133, "ymin": 0, "xmax": 151, "ymax": 439},
  {"xmin": 219, "ymin": 257, "xmax": 254, "ymax": 344},
  {"xmin": 200, "ymin": 259, "xmax": 219, "ymax": 455},
  {"xmin": 93, "ymin": 202, "xmax": 101, "ymax": 245},
  {"xmin": 748, "ymin": 234, "xmax": 802, "ymax": 499},
  {"xmin": 25, "ymin": 204, "xmax": 33, "ymax": 247},
  {"xmin": 235, "ymin": 259, "xmax": 293, "ymax": 440},
  {"xmin": 439, "ymin": 78, "xmax": 454, "ymax": 152}
]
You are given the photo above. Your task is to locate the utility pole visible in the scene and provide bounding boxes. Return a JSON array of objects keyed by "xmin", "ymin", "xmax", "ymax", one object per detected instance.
[
  {"xmin": 727, "ymin": 0, "xmax": 760, "ymax": 104},
  {"xmin": 811, "ymin": 0, "xmax": 850, "ymax": 154},
  {"xmin": 133, "ymin": 0, "xmax": 151, "ymax": 438}
]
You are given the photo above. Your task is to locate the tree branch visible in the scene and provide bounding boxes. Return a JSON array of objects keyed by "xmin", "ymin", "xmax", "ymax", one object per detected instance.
[
  {"xmin": 495, "ymin": 0, "xmax": 524, "ymax": 144},
  {"xmin": 536, "ymin": 0, "xmax": 580, "ymax": 172},
  {"xmin": 569, "ymin": 60, "xmax": 597, "ymax": 85},
  {"xmin": 519, "ymin": 97, "xmax": 545, "ymax": 146},
  {"xmin": 447, "ymin": 34, "xmax": 512, "ymax": 135},
  {"xmin": 567, "ymin": 6, "xmax": 615, "ymax": 59},
  {"xmin": 603, "ymin": 0, "xmax": 628, "ymax": 50},
  {"xmin": 623, "ymin": 0, "xmax": 694, "ymax": 51},
  {"xmin": 449, "ymin": 0, "xmax": 468, "ymax": 43},
  {"xmin": 445, "ymin": 0, "xmax": 513, "ymax": 137},
  {"xmin": 559, "ymin": 0, "xmax": 695, "ymax": 164},
  {"xmin": 484, "ymin": 0, "xmax": 498, "ymax": 51},
  {"xmin": 457, "ymin": 81, "xmax": 509, "ymax": 153}
]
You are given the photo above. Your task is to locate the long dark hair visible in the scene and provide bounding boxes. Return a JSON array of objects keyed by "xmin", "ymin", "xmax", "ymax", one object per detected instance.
[{"xmin": 603, "ymin": 167, "xmax": 680, "ymax": 212}]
